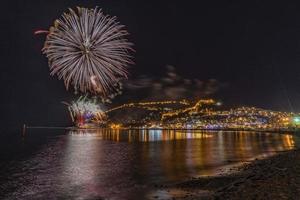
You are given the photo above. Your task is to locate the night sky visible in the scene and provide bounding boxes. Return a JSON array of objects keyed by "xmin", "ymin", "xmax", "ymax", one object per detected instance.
[{"xmin": 2, "ymin": 0, "xmax": 300, "ymax": 132}]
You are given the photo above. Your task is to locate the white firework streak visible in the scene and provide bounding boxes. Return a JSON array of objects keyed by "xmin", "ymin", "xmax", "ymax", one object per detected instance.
[
  {"xmin": 43, "ymin": 7, "xmax": 133, "ymax": 96},
  {"xmin": 63, "ymin": 96, "xmax": 106, "ymax": 123}
]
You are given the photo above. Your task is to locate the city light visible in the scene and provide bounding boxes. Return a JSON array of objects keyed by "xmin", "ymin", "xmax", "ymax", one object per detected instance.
[{"xmin": 65, "ymin": 98, "xmax": 300, "ymax": 131}]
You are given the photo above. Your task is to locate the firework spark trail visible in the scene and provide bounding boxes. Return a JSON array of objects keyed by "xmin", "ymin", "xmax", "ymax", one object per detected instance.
[
  {"xmin": 42, "ymin": 7, "xmax": 133, "ymax": 96},
  {"xmin": 63, "ymin": 96, "xmax": 107, "ymax": 124}
]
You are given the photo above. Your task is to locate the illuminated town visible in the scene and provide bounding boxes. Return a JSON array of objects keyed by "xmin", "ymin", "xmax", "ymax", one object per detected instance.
[
  {"xmin": 3, "ymin": 1, "xmax": 300, "ymax": 199},
  {"xmin": 66, "ymin": 98, "xmax": 300, "ymax": 131}
]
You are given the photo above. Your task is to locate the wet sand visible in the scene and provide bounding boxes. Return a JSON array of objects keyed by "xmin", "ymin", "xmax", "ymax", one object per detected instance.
[{"xmin": 154, "ymin": 149, "xmax": 300, "ymax": 200}]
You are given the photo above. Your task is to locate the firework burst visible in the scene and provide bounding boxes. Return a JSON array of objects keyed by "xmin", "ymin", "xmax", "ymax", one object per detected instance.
[
  {"xmin": 63, "ymin": 96, "xmax": 107, "ymax": 126},
  {"xmin": 42, "ymin": 7, "xmax": 133, "ymax": 96}
]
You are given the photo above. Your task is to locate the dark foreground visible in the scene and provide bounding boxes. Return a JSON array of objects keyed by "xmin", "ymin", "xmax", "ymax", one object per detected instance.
[{"xmin": 158, "ymin": 149, "xmax": 300, "ymax": 200}]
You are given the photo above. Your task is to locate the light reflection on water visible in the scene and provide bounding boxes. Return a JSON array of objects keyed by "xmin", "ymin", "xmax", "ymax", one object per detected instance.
[
  {"xmin": 1, "ymin": 130, "xmax": 298, "ymax": 200},
  {"xmin": 70, "ymin": 129, "xmax": 213, "ymax": 142}
]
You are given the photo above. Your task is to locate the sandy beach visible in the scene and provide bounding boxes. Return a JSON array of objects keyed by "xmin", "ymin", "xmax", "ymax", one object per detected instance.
[{"xmin": 154, "ymin": 149, "xmax": 300, "ymax": 200}]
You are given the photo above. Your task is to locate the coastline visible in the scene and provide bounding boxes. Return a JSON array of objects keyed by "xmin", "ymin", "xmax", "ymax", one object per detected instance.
[
  {"xmin": 154, "ymin": 148, "xmax": 300, "ymax": 200},
  {"xmin": 67, "ymin": 126, "xmax": 300, "ymax": 134}
]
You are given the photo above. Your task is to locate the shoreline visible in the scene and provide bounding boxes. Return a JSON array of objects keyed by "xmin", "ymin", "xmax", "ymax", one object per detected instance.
[
  {"xmin": 66, "ymin": 126, "xmax": 300, "ymax": 134},
  {"xmin": 154, "ymin": 148, "xmax": 300, "ymax": 199},
  {"xmin": 23, "ymin": 125, "xmax": 300, "ymax": 134}
]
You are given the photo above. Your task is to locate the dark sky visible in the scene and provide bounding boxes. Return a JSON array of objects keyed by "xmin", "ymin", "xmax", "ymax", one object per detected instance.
[{"xmin": 1, "ymin": 0, "xmax": 300, "ymax": 131}]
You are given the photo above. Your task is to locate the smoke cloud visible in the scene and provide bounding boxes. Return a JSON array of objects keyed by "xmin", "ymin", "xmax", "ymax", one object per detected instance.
[{"xmin": 123, "ymin": 65, "xmax": 224, "ymax": 101}]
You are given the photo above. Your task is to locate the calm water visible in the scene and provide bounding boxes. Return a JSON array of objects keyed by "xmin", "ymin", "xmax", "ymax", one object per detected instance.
[{"xmin": 0, "ymin": 129, "xmax": 299, "ymax": 200}]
